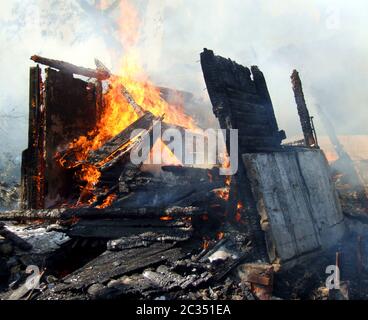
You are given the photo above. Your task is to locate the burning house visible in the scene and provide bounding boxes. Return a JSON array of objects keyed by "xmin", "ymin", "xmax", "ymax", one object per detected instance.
[{"xmin": 0, "ymin": 48, "xmax": 367, "ymax": 301}]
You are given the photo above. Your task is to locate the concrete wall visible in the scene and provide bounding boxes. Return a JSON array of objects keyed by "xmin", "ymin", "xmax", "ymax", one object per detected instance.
[{"xmin": 242, "ymin": 149, "xmax": 346, "ymax": 267}]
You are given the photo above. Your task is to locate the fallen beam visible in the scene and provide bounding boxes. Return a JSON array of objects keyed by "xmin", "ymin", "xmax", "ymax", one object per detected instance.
[
  {"xmin": 31, "ymin": 55, "xmax": 110, "ymax": 80},
  {"xmin": 0, "ymin": 206, "xmax": 204, "ymax": 222}
]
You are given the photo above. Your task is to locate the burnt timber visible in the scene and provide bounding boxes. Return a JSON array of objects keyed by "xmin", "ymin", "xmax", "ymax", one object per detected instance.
[
  {"xmin": 31, "ymin": 55, "xmax": 111, "ymax": 80},
  {"xmin": 200, "ymin": 49, "xmax": 288, "ymax": 261},
  {"xmin": 200, "ymin": 48, "xmax": 285, "ymax": 154},
  {"xmin": 3, "ymin": 50, "xmax": 368, "ymax": 300},
  {"xmin": 290, "ymin": 70, "xmax": 318, "ymax": 148},
  {"xmin": 21, "ymin": 65, "xmax": 45, "ymax": 209}
]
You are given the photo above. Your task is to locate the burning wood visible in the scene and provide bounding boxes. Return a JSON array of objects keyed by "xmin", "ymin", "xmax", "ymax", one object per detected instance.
[
  {"xmin": 86, "ymin": 111, "xmax": 158, "ymax": 167},
  {"xmin": 3, "ymin": 43, "xmax": 368, "ymax": 303}
]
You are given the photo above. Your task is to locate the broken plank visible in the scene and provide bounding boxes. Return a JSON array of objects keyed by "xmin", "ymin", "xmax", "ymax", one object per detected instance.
[
  {"xmin": 67, "ymin": 219, "xmax": 193, "ymax": 240},
  {"xmin": 49, "ymin": 243, "xmax": 186, "ymax": 291},
  {"xmin": 107, "ymin": 230, "xmax": 192, "ymax": 251},
  {"xmin": 0, "ymin": 206, "xmax": 203, "ymax": 222}
]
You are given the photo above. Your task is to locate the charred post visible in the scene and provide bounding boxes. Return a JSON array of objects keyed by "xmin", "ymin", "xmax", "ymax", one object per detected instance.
[
  {"xmin": 20, "ymin": 65, "xmax": 45, "ymax": 209},
  {"xmin": 290, "ymin": 70, "xmax": 318, "ymax": 148}
]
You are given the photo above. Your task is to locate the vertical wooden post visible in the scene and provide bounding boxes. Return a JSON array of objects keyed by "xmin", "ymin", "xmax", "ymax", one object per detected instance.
[
  {"xmin": 21, "ymin": 66, "xmax": 45, "ymax": 209},
  {"xmin": 290, "ymin": 70, "xmax": 317, "ymax": 148}
]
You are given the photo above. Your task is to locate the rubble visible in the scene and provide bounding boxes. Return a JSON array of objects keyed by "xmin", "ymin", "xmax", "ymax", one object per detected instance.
[
  {"xmin": 0, "ymin": 51, "xmax": 367, "ymax": 301},
  {"xmin": 0, "ymin": 182, "xmax": 19, "ymax": 210}
]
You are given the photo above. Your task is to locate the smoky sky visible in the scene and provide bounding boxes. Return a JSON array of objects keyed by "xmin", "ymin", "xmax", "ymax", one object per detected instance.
[{"xmin": 0, "ymin": 0, "xmax": 367, "ymax": 157}]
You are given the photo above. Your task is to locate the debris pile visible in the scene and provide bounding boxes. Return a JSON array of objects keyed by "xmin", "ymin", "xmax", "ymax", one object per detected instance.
[{"xmin": 0, "ymin": 50, "xmax": 367, "ymax": 300}]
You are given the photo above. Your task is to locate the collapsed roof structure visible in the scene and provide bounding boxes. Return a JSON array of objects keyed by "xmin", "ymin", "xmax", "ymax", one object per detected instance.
[{"xmin": 0, "ymin": 49, "xmax": 367, "ymax": 300}]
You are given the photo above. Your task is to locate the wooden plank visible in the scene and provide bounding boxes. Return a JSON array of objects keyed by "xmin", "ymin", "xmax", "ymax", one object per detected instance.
[
  {"xmin": 22, "ymin": 65, "xmax": 45, "ymax": 209},
  {"xmin": 242, "ymin": 150, "xmax": 346, "ymax": 264},
  {"xmin": 67, "ymin": 222, "xmax": 193, "ymax": 240},
  {"xmin": 0, "ymin": 206, "xmax": 203, "ymax": 222},
  {"xmin": 52, "ymin": 243, "xmax": 185, "ymax": 290},
  {"xmin": 291, "ymin": 70, "xmax": 317, "ymax": 147},
  {"xmin": 44, "ymin": 68, "xmax": 98, "ymax": 204}
]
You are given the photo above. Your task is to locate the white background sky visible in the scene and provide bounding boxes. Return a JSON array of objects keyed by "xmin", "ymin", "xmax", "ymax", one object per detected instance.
[{"xmin": 0, "ymin": 0, "xmax": 367, "ymax": 156}]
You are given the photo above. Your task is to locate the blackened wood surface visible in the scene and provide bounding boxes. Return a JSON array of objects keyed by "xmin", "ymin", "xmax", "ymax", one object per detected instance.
[
  {"xmin": 44, "ymin": 68, "xmax": 98, "ymax": 204},
  {"xmin": 46, "ymin": 243, "xmax": 184, "ymax": 291},
  {"xmin": 67, "ymin": 219, "xmax": 193, "ymax": 239},
  {"xmin": 0, "ymin": 206, "xmax": 202, "ymax": 221},
  {"xmin": 31, "ymin": 55, "xmax": 110, "ymax": 80},
  {"xmin": 200, "ymin": 49, "xmax": 274, "ymax": 262},
  {"xmin": 20, "ymin": 66, "xmax": 45, "ymax": 209},
  {"xmin": 200, "ymin": 49, "xmax": 285, "ymax": 153}
]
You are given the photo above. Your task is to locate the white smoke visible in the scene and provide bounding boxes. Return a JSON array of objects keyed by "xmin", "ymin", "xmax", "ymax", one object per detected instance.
[{"xmin": 0, "ymin": 0, "xmax": 367, "ymax": 159}]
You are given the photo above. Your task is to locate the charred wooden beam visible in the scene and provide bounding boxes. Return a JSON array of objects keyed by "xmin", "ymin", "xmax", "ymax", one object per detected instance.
[
  {"xmin": 107, "ymin": 233, "xmax": 191, "ymax": 251},
  {"xmin": 45, "ymin": 243, "xmax": 186, "ymax": 292},
  {"xmin": 21, "ymin": 65, "xmax": 45, "ymax": 209},
  {"xmin": 43, "ymin": 68, "xmax": 99, "ymax": 203},
  {"xmin": 0, "ymin": 206, "xmax": 203, "ymax": 222},
  {"xmin": 0, "ymin": 209, "xmax": 66, "ymax": 221},
  {"xmin": 291, "ymin": 70, "xmax": 318, "ymax": 148},
  {"xmin": 67, "ymin": 220, "xmax": 193, "ymax": 240},
  {"xmin": 93, "ymin": 58, "xmax": 146, "ymax": 117},
  {"xmin": 31, "ymin": 55, "xmax": 110, "ymax": 80},
  {"xmin": 200, "ymin": 48, "xmax": 285, "ymax": 153},
  {"xmin": 200, "ymin": 49, "xmax": 272, "ymax": 262},
  {"xmin": 120, "ymin": 85, "xmax": 146, "ymax": 117},
  {"xmin": 107, "ymin": 229, "xmax": 193, "ymax": 249},
  {"xmin": 143, "ymin": 265, "xmax": 212, "ymax": 291},
  {"xmin": 87, "ymin": 111, "xmax": 157, "ymax": 166}
]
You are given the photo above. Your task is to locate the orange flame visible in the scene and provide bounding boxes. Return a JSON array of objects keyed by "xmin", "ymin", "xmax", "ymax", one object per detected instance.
[
  {"xmin": 97, "ymin": 193, "xmax": 117, "ymax": 209},
  {"xmin": 235, "ymin": 201, "xmax": 244, "ymax": 222},
  {"xmin": 146, "ymin": 138, "xmax": 183, "ymax": 165},
  {"xmin": 160, "ymin": 216, "xmax": 173, "ymax": 221},
  {"xmin": 215, "ymin": 188, "xmax": 230, "ymax": 201},
  {"xmin": 58, "ymin": 0, "xmax": 197, "ymax": 205}
]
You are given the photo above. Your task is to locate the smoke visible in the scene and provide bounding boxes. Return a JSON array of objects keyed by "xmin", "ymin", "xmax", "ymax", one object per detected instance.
[{"xmin": 0, "ymin": 0, "xmax": 367, "ymax": 160}]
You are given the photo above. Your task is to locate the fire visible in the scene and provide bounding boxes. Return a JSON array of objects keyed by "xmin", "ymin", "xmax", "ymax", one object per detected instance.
[
  {"xmin": 225, "ymin": 176, "xmax": 231, "ymax": 187},
  {"xmin": 217, "ymin": 232, "xmax": 225, "ymax": 240},
  {"xmin": 58, "ymin": 0, "xmax": 197, "ymax": 205},
  {"xmin": 160, "ymin": 216, "xmax": 173, "ymax": 221},
  {"xmin": 97, "ymin": 193, "xmax": 117, "ymax": 209},
  {"xmin": 202, "ymin": 238, "xmax": 210, "ymax": 250},
  {"xmin": 215, "ymin": 188, "xmax": 230, "ymax": 201},
  {"xmin": 235, "ymin": 201, "xmax": 243, "ymax": 222},
  {"xmin": 77, "ymin": 164, "xmax": 101, "ymax": 188},
  {"xmin": 146, "ymin": 138, "xmax": 183, "ymax": 165},
  {"xmin": 118, "ymin": 0, "xmax": 141, "ymax": 47}
]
